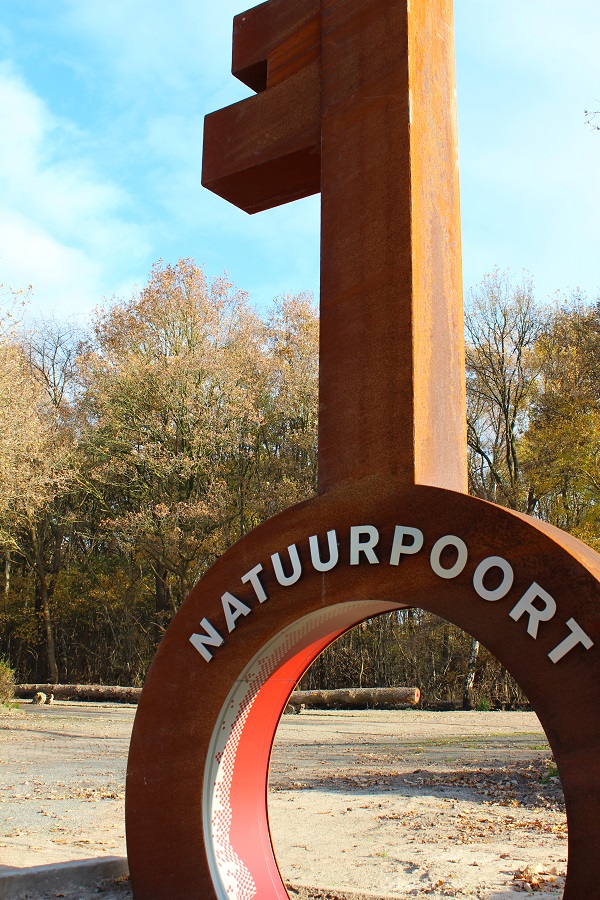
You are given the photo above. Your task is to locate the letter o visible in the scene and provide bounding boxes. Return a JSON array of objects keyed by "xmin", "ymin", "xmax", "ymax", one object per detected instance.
[
  {"xmin": 473, "ymin": 556, "xmax": 514, "ymax": 601},
  {"xmin": 430, "ymin": 535, "xmax": 468, "ymax": 579}
]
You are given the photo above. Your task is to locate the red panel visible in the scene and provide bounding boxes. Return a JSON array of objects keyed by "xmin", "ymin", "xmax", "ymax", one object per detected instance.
[{"xmin": 206, "ymin": 601, "xmax": 399, "ymax": 897}]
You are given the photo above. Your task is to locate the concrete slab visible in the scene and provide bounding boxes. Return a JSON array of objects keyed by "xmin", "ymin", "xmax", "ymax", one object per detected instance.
[{"xmin": 0, "ymin": 857, "xmax": 128, "ymax": 900}]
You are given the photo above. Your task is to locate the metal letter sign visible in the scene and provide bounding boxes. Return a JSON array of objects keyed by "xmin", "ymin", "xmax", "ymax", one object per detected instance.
[{"xmin": 126, "ymin": 2, "xmax": 600, "ymax": 897}]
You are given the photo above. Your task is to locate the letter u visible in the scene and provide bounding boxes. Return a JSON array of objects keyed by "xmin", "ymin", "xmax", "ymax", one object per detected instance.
[
  {"xmin": 271, "ymin": 544, "xmax": 302, "ymax": 586},
  {"xmin": 309, "ymin": 531, "xmax": 339, "ymax": 573}
]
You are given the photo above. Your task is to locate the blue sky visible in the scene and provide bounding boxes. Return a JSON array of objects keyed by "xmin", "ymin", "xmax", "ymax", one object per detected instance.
[{"xmin": 0, "ymin": 1, "xmax": 599, "ymax": 322}]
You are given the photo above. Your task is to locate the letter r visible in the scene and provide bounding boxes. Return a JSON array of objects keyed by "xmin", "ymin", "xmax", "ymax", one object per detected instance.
[{"xmin": 510, "ymin": 583, "xmax": 556, "ymax": 639}]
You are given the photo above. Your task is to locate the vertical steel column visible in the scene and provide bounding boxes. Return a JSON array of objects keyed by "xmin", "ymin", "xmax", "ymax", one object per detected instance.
[{"xmin": 318, "ymin": 0, "xmax": 467, "ymax": 494}]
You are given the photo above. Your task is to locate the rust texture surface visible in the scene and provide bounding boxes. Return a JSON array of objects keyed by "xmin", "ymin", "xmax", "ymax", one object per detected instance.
[
  {"xmin": 232, "ymin": 0, "xmax": 321, "ymax": 90},
  {"xmin": 126, "ymin": 1, "xmax": 600, "ymax": 898},
  {"xmin": 126, "ymin": 481, "xmax": 600, "ymax": 898},
  {"xmin": 202, "ymin": 0, "xmax": 321, "ymax": 214},
  {"xmin": 318, "ymin": 0, "xmax": 466, "ymax": 493}
]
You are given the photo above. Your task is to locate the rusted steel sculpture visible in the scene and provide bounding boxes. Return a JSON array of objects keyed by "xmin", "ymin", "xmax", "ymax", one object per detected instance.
[{"xmin": 126, "ymin": 1, "xmax": 600, "ymax": 897}]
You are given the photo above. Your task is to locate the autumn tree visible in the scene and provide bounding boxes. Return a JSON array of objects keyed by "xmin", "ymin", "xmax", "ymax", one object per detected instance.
[
  {"xmin": 0, "ymin": 263, "xmax": 319, "ymax": 680},
  {"xmin": 79, "ymin": 260, "xmax": 274, "ymax": 636},
  {"xmin": 9, "ymin": 260, "xmax": 589, "ymax": 704},
  {"xmin": 525, "ymin": 299, "xmax": 600, "ymax": 548},
  {"xmin": 249, "ymin": 292, "xmax": 319, "ymax": 524},
  {"xmin": 0, "ymin": 322, "xmax": 75, "ymax": 682}
]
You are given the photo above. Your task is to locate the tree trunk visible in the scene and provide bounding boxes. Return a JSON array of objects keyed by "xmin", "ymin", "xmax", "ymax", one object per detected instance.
[
  {"xmin": 29, "ymin": 521, "xmax": 60, "ymax": 684},
  {"xmin": 4, "ymin": 551, "xmax": 10, "ymax": 598},
  {"xmin": 39, "ymin": 581, "xmax": 59, "ymax": 684},
  {"xmin": 154, "ymin": 565, "xmax": 170, "ymax": 644},
  {"xmin": 462, "ymin": 637, "xmax": 480, "ymax": 709}
]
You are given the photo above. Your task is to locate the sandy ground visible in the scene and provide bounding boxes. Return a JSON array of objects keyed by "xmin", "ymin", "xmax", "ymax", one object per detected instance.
[
  {"xmin": 0, "ymin": 704, "xmax": 566, "ymax": 898},
  {"xmin": 269, "ymin": 710, "xmax": 566, "ymax": 898}
]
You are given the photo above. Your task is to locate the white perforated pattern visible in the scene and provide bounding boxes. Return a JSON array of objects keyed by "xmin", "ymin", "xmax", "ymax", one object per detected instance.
[{"xmin": 203, "ymin": 600, "xmax": 399, "ymax": 900}]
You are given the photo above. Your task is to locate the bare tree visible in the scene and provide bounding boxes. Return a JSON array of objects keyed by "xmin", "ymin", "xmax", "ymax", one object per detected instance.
[
  {"xmin": 462, "ymin": 271, "xmax": 541, "ymax": 708},
  {"xmin": 24, "ymin": 317, "xmax": 82, "ymax": 414},
  {"xmin": 466, "ymin": 270, "xmax": 540, "ymax": 512},
  {"xmin": 585, "ymin": 107, "xmax": 600, "ymax": 131}
]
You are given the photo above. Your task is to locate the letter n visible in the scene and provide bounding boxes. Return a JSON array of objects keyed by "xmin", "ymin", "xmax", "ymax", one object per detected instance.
[{"xmin": 189, "ymin": 618, "xmax": 225, "ymax": 662}]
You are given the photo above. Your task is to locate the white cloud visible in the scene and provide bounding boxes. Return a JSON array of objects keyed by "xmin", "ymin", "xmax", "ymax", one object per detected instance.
[
  {"xmin": 62, "ymin": 0, "xmax": 252, "ymax": 106},
  {"xmin": 0, "ymin": 62, "xmax": 150, "ymax": 317},
  {"xmin": 0, "ymin": 210, "xmax": 102, "ymax": 316},
  {"xmin": 3, "ymin": 0, "xmax": 598, "ymax": 322},
  {"xmin": 4, "ymin": 2, "xmax": 319, "ymax": 317}
]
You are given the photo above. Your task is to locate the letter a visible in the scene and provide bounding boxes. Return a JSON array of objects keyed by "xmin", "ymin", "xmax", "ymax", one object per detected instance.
[{"xmin": 222, "ymin": 592, "xmax": 252, "ymax": 633}]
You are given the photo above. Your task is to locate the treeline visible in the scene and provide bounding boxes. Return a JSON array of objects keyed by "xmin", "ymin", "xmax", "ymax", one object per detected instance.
[
  {"xmin": 0, "ymin": 260, "xmax": 318, "ymax": 686},
  {"xmin": 1, "ymin": 263, "xmax": 598, "ymax": 707}
]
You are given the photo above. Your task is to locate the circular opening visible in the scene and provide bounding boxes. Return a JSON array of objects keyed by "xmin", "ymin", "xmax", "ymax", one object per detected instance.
[
  {"xmin": 203, "ymin": 607, "xmax": 566, "ymax": 899},
  {"xmin": 268, "ymin": 612, "xmax": 567, "ymax": 899}
]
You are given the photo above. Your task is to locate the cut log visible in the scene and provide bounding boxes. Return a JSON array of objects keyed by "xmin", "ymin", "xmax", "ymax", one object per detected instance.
[
  {"xmin": 286, "ymin": 687, "xmax": 420, "ymax": 711},
  {"xmin": 15, "ymin": 684, "xmax": 420, "ymax": 710},
  {"xmin": 15, "ymin": 684, "xmax": 142, "ymax": 704}
]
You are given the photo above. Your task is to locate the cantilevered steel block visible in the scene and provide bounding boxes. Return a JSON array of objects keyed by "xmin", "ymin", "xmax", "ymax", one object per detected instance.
[{"xmin": 202, "ymin": 0, "xmax": 321, "ymax": 214}]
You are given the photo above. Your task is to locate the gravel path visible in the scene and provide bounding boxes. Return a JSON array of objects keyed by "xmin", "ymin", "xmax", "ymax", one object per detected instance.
[
  {"xmin": 0, "ymin": 705, "xmax": 566, "ymax": 898},
  {"xmin": 0, "ymin": 704, "xmax": 130, "ymax": 869}
]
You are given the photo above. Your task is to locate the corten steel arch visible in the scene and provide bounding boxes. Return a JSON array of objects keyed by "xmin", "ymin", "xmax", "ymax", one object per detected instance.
[{"xmin": 126, "ymin": 1, "xmax": 600, "ymax": 898}]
